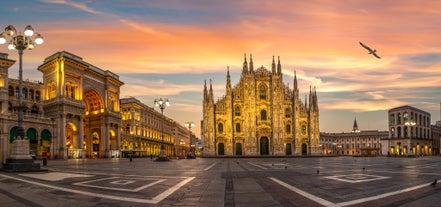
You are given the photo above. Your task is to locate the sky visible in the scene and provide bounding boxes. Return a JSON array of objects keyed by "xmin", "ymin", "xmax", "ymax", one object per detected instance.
[{"xmin": 1, "ymin": 0, "xmax": 441, "ymax": 137}]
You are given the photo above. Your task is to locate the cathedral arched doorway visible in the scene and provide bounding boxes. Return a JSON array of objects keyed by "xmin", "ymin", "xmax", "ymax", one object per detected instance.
[
  {"xmin": 260, "ymin": 137, "xmax": 269, "ymax": 155},
  {"xmin": 235, "ymin": 143, "xmax": 242, "ymax": 156},
  {"xmin": 218, "ymin": 143, "xmax": 225, "ymax": 155},
  {"xmin": 301, "ymin": 143, "xmax": 307, "ymax": 156},
  {"xmin": 286, "ymin": 143, "xmax": 292, "ymax": 155}
]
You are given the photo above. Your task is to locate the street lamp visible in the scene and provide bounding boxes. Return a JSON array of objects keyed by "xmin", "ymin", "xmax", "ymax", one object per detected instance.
[
  {"xmin": 405, "ymin": 120, "xmax": 416, "ymax": 157},
  {"xmin": 0, "ymin": 25, "xmax": 43, "ymax": 141},
  {"xmin": 154, "ymin": 98, "xmax": 170, "ymax": 161},
  {"xmin": 1, "ymin": 25, "xmax": 43, "ymax": 170},
  {"xmin": 185, "ymin": 121, "xmax": 195, "ymax": 158}
]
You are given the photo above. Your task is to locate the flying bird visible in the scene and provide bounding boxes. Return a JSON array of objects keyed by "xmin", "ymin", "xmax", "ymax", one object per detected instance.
[{"xmin": 359, "ymin": 42, "xmax": 381, "ymax": 59}]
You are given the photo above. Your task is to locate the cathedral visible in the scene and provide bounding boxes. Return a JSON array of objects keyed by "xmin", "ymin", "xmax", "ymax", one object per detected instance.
[{"xmin": 202, "ymin": 55, "xmax": 320, "ymax": 156}]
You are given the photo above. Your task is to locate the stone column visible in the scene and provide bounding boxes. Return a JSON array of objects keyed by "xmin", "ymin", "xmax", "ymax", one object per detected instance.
[
  {"xmin": 79, "ymin": 115, "xmax": 84, "ymax": 158},
  {"xmin": 60, "ymin": 114, "xmax": 66, "ymax": 159}
]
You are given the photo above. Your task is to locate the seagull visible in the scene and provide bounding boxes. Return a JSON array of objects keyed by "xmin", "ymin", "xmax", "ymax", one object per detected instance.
[{"xmin": 359, "ymin": 42, "xmax": 381, "ymax": 59}]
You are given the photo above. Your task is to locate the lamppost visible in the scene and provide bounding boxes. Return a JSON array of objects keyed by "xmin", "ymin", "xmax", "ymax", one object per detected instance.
[
  {"xmin": 0, "ymin": 25, "xmax": 43, "ymax": 170},
  {"xmin": 154, "ymin": 98, "xmax": 170, "ymax": 161},
  {"xmin": 185, "ymin": 121, "xmax": 195, "ymax": 158},
  {"xmin": 405, "ymin": 120, "xmax": 416, "ymax": 157}
]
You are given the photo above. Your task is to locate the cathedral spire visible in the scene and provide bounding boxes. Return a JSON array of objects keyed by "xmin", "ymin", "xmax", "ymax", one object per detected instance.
[
  {"xmin": 352, "ymin": 117, "xmax": 360, "ymax": 133},
  {"xmin": 249, "ymin": 54, "xmax": 254, "ymax": 73},
  {"xmin": 242, "ymin": 53, "xmax": 248, "ymax": 74},
  {"xmin": 277, "ymin": 56, "xmax": 282, "ymax": 75},
  {"xmin": 209, "ymin": 79, "xmax": 214, "ymax": 102},
  {"xmin": 271, "ymin": 55, "xmax": 276, "ymax": 74},
  {"xmin": 203, "ymin": 79, "xmax": 207, "ymax": 99},
  {"xmin": 226, "ymin": 66, "xmax": 231, "ymax": 94},
  {"xmin": 294, "ymin": 70, "xmax": 298, "ymax": 90}
]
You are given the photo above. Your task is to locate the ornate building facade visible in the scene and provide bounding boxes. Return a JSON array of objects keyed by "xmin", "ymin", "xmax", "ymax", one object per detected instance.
[
  {"xmin": 202, "ymin": 55, "xmax": 320, "ymax": 156},
  {"xmin": 1, "ymin": 51, "xmax": 124, "ymax": 162}
]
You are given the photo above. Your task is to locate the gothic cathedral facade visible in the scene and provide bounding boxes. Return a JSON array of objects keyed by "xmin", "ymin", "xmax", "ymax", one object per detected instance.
[{"xmin": 202, "ymin": 55, "xmax": 320, "ymax": 156}]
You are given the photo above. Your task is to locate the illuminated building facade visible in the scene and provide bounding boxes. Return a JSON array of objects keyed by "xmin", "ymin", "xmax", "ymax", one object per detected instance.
[
  {"xmin": 120, "ymin": 97, "xmax": 180, "ymax": 158},
  {"xmin": 386, "ymin": 105, "xmax": 433, "ymax": 156},
  {"xmin": 202, "ymin": 55, "xmax": 320, "ymax": 156}
]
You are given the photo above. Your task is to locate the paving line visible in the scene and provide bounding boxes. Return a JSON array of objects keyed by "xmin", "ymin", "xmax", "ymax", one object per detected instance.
[
  {"xmin": 204, "ymin": 162, "xmax": 218, "ymax": 171},
  {"xmin": 269, "ymin": 177, "xmax": 441, "ymax": 207},
  {"xmin": 335, "ymin": 179, "xmax": 441, "ymax": 206},
  {"xmin": 268, "ymin": 177, "xmax": 337, "ymax": 207},
  {"xmin": 152, "ymin": 177, "xmax": 195, "ymax": 202},
  {"xmin": 248, "ymin": 162, "xmax": 268, "ymax": 170},
  {"xmin": 0, "ymin": 174, "xmax": 194, "ymax": 204}
]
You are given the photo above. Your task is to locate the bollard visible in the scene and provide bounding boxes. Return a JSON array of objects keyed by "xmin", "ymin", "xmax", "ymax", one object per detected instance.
[{"xmin": 43, "ymin": 157, "xmax": 47, "ymax": 166}]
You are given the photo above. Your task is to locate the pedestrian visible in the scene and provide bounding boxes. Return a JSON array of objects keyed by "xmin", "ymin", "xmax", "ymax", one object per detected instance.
[{"xmin": 150, "ymin": 154, "xmax": 153, "ymax": 160}]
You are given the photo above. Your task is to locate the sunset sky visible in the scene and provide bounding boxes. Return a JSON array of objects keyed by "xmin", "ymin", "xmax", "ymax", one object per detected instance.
[{"xmin": 1, "ymin": 0, "xmax": 441, "ymax": 137}]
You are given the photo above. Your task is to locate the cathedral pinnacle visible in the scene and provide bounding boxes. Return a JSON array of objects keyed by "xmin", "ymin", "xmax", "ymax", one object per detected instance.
[
  {"xmin": 243, "ymin": 53, "xmax": 248, "ymax": 73},
  {"xmin": 249, "ymin": 54, "xmax": 254, "ymax": 73},
  {"xmin": 272, "ymin": 55, "xmax": 276, "ymax": 74},
  {"xmin": 277, "ymin": 56, "xmax": 281, "ymax": 75}
]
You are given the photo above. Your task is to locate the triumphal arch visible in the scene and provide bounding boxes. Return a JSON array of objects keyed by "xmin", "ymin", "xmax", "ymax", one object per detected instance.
[{"xmin": 38, "ymin": 51, "xmax": 123, "ymax": 159}]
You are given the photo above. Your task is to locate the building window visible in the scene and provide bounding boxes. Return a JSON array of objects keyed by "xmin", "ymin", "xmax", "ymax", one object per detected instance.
[
  {"xmin": 302, "ymin": 125, "xmax": 306, "ymax": 135},
  {"xmin": 260, "ymin": 109, "xmax": 267, "ymax": 120},
  {"xmin": 397, "ymin": 113, "xmax": 401, "ymax": 125},
  {"xmin": 259, "ymin": 84, "xmax": 267, "ymax": 100},
  {"xmin": 390, "ymin": 114, "xmax": 395, "ymax": 125},
  {"xmin": 235, "ymin": 123, "xmax": 241, "ymax": 133},
  {"xmin": 65, "ymin": 82, "xmax": 76, "ymax": 99},
  {"xmin": 285, "ymin": 108, "xmax": 291, "ymax": 118},
  {"xmin": 235, "ymin": 106, "xmax": 241, "ymax": 116},
  {"xmin": 286, "ymin": 124, "xmax": 291, "ymax": 134},
  {"xmin": 403, "ymin": 112, "xmax": 408, "ymax": 123},
  {"xmin": 218, "ymin": 123, "xmax": 224, "ymax": 133}
]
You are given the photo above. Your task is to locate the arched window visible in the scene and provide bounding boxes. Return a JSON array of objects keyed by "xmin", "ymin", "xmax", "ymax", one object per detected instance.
[
  {"xmin": 285, "ymin": 124, "xmax": 291, "ymax": 134},
  {"xmin": 218, "ymin": 123, "xmax": 224, "ymax": 133},
  {"xmin": 285, "ymin": 108, "xmax": 291, "ymax": 118},
  {"xmin": 260, "ymin": 109, "xmax": 267, "ymax": 120},
  {"xmin": 397, "ymin": 113, "xmax": 401, "ymax": 125},
  {"xmin": 302, "ymin": 125, "xmax": 307, "ymax": 135},
  {"xmin": 259, "ymin": 84, "xmax": 267, "ymax": 100},
  {"xmin": 236, "ymin": 123, "xmax": 241, "ymax": 133},
  {"xmin": 403, "ymin": 112, "xmax": 408, "ymax": 123},
  {"xmin": 390, "ymin": 114, "xmax": 395, "ymax": 125},
  {"xmin": 397, "ymin": 126, "xmax": 402, "ymax": 138},
  {"xmin": 234, "ymin": 106, "xmax": 241, "ymax": 116}
]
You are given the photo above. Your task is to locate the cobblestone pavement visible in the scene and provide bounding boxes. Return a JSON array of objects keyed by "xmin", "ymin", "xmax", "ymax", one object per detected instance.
[{"xmin": 1, "ymin": 156, "xmax": 441, "ymax": 207}]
